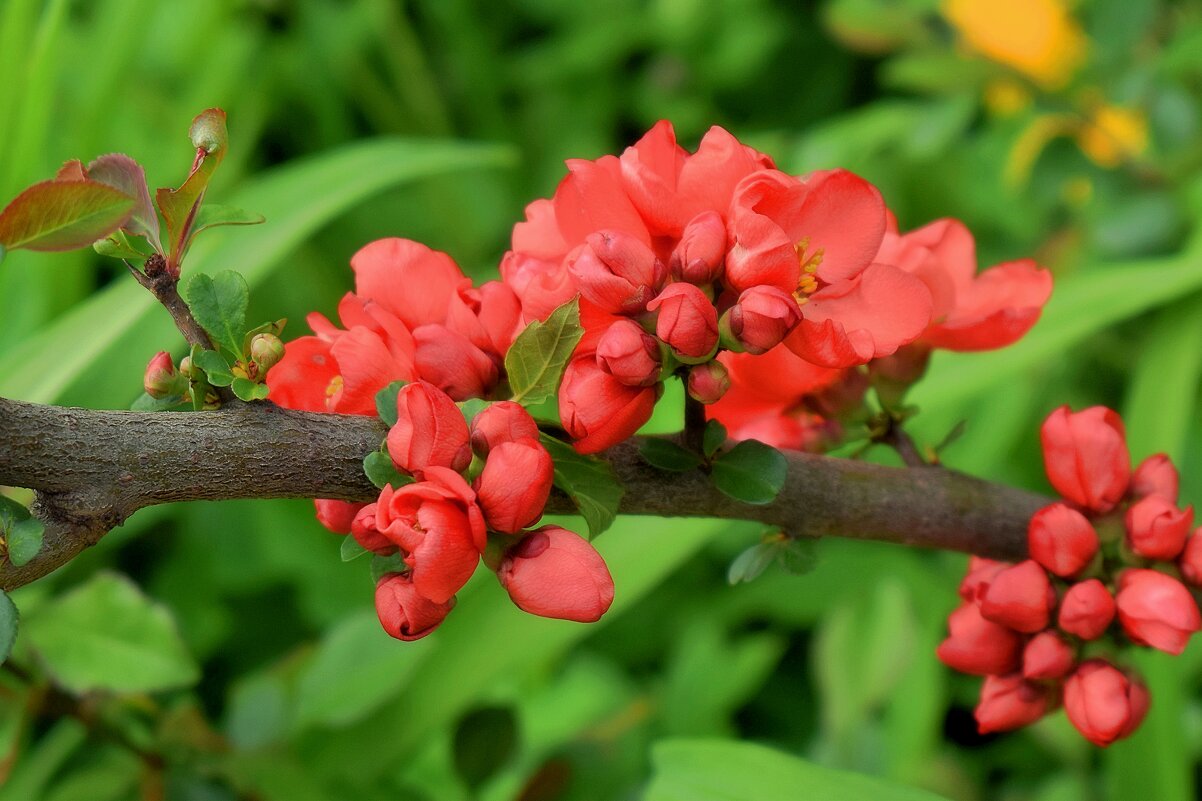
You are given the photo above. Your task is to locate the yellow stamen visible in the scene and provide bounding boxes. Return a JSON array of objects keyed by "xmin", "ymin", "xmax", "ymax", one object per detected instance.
[
  {"xmin": 325, "ymin": 375, "xmax": 344, "ymax": 400},
  {"xmin": 794, "ymin": 240, "xmax": 824, "ymax": 297}
]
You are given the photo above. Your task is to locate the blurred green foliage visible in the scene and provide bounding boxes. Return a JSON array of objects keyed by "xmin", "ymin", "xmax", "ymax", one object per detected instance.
[{"xmin": 3, "ymin": 0, "xmax": 1202, "ymax": 798}]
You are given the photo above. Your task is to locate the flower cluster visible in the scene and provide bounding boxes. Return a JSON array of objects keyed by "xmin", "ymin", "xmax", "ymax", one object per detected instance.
[
  {"xmin": 939, "ymin": 406, "xmax": 1201, "ymax": 745},
  {"xmin": 319, "ymin": 383, "xmax": 613, "ymax": 640},
  {"xmin": 501, "ymin": 122, "xmax": 1052, "ymax": 454}
]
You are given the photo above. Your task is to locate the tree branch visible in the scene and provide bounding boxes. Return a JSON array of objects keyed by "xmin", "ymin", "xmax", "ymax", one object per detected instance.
[{"xmin": 0, "ymin": 395, "xmax": 1047, "ymax": 590}]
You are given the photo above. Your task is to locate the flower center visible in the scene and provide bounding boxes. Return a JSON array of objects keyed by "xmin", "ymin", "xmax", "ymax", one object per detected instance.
[{"xmin": 793, "ymin": 238, "xmax": 824, "ymax": 304}]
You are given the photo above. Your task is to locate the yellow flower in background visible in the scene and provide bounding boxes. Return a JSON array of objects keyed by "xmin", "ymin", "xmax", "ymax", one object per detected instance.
[
  {"xmin": 984, "ymin": 79, "xmax": 1033, "ymax": 117},
  {"xmin": 943, "ymin": 0, "xmax": 1086, "ymax": 88},
  {"xmin": 1076, "ymin": 104, "xmax": 1148, "ymax": 167}
]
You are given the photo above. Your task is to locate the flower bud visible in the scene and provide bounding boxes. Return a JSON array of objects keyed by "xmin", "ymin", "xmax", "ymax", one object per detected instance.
[
  {"xmin": 250, "ymin": 333, "xmax": 286, "ymax": 373},
  {"xmin": 1028, "ymin": 503, "xmax": 1098, "ymax": 578},
  {"xmin": 959, "ymin": 557, "xmax": 1008, "ymax": 602},
  {"xmin": 497, "ymin": 526, "xmax": 615, "ymax": 622},
  {"xmin": 178, "ymin": 355, "xmax": 194, "ymax": 378},
  {"xmin": 975, "ymin": 674, "xmax": 1052, "ymax": 734},
  {"xmin": 1058, "ymin": 578, "xmax": 1115, "ymax": 640},
  {"xmin": 1179, "ymin": 529, "xmax": 1202, "ymax": 586},
  {"xmin": 1115, "ymin": 568, "xmax": 1201, "ymax": 655},
  {"xmin": 351, "ymin": 500, "xmax": 397, "ymax": 555},
  {"xmin": 1040, "ymin": 406, "xmax": 1130, "ymax": 513},
  {"xmin": 474, "ymin": 438, "xmax": 554, "ymax": 534},
  {"xmin": 143, "ymin": 351, "xmax": 176, "ymax": 398},
  {"xmin": 721, "ymin": 286, "xmax": 802, "ymax": 355},
  {"xmin": 314, "ymin": 499, "xmax": 365, "ymax": 535},
  {"xmin": 979, "ymin": 560, "xmax": 1055, "ymax": 633},
  {"xmin": 648, "ymin": 282, "xmax": 719, "ymax": 362},
  {"xmin": 413, "ymin": 323, "xmax": 499, "ymax": 401},
  {"xmin": 1064, "ymin": 660, "xmax": 1149, "ymax": 746},
  {"xmin": 1022, "ymin": 630, "xmax": 1075, "ymax": 680},
  {"xmin": 669, "ymin": 211, "xmax": 726, "ymax": 284},
  {"xmin": 386, "ymin": 381, "xmax": 472, "ymax": 475},
  {"xmin": 470, "ymin": 401, "xmax": 540, "ymax": 457},
  {"xmin": 567, "ymin": 230, "xmax": 667, "ymax": 314},
  {"xmin": 1131, "ymin": 453, "xmax": 1178, "ymax": 503},
  {"xmin": 375, "ymin": 572, "xmax": 455, "ymax": 641},
  {"xmin": 559, "ymin": 358, "xmax": 657, "ymax": 454},
  {"xmin": 936, "ymin": 603, "xmax": 1022, "ymax": 675},
  {"xmin": 595, "ymin": 319, "xmax": 663, "ymax": 387},
  {"xmin": 686, "ymin": 361, "xmax": 730, "ymax": 404},
  {"xmin": 1126, "ymin": 496, "xmax": 1193, "ymax": 560}
]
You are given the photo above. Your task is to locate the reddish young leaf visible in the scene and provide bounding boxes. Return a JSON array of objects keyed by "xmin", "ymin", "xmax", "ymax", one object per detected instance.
[
  {"xmin": 0, "ymin": 179, "xmax": 135, "ymax": 253},
  {"xmin": 156, "ymin": 108, "xmax": 228, "ymax": 271},
  {"xmin": 87, "ymin": 154, "xmax": 161, "ymax": 251},
  {"xmin": 55, "ymin": 160, "xmax": 87, "ymax": 181}
]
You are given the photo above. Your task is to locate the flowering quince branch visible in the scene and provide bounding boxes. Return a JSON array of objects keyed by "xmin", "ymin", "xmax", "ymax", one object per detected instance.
[{"xmin": 5, "ymin": 114, "xmax": 1194, "ymax": 748}]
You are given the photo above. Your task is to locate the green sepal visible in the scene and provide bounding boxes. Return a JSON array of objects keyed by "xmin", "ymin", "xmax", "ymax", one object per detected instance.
[
  {"xmin": 370, "ymin": 553, "xmax": 408, "ymax": 585},
  {"xmin": 341, "ymin": 536, "xmax": 370, "ymax": 562},
  {"xmin": 727, "ymin": 542, "xmax": 778, "ymax": 585}
]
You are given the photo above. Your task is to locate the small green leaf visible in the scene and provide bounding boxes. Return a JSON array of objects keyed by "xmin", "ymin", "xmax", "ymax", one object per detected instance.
[
  {"xmin": 93, "ymin": 229, "xmax": 150, "ymax": 261},
  {"xmin": 457, "ymin": 398, "xmax": 490, "ymax": 426},
  {"xmin": 375, "ymin": 381, "xmax": 408, "ymax": 426},
  {"xmin": 341, "ymin": 536, "xmax": 370, "ymax": 562},
  {"xmin": 538, "ymin": 433, "xmax": 624, "ymax": 538},
  {"xmin": 0, "ymin": 591, "xmax": 16, "ymax": 663},
  {"xmin": 640, "ymin": 438, "xmax": 703, "ymax": 472},
  {"xmin": 711, "ymin": 440, "xmax": 788, "ymax": 505},
  {"xmin": 371, "ymin": 553, "xmax": 408, "ymax": 585},
  {"xmin": 188, "ymin": 344, "xmax": 212, "ymax": 411},
  {"xmin": 727, "ymin": 543, "xmax": 778, "ymax": 585},
  {"xmin": 702, "ymin": 420, "xmax": 727, "ymax": 458},
  {"xmin": 182, "ymin": 270, "xmax": 249, "ymax": 356},
  {"xmin": 8, "ymin": 519, "xmax": 44, "ymax": 567},
  {"xmin": 778, "ymin": 537, "xmax": 818, "ymax": 576},
  {"xmin": 505, "ymin": 297, "xmax": 583, "ymax": 406},
  {"xmin": 0, "ymin": 179, "xmax": 135, "ymax": 252},
  {"xmin": 363, "ymin": 451, "xmax": 413, "ymax": 491},
  {"xmin": 193, "ymin": 349, "xmax": 234, "ymax": 387},
  {"xmin": 231, "ymin": 377, "xmax": 269, "ymax": 402},
  {"xmin": 452, "ymin": 706, "xmax": 519, "ymax": 791},
  {"xmin": 0, "ymin": 498, "xmax": 27, "ymax": 531},
  {"xmin": 191, "ymin": 203, "xmax": 266, "ymax": 238},
  {"xmin": 131, "ymin": 392, "xmax": 187, "ymax": 411}
]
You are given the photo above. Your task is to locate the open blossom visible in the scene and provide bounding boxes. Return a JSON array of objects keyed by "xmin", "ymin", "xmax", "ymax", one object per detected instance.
[{"xmin": 498, "ymin": 526, "xmax": 615, "ymax": 622}]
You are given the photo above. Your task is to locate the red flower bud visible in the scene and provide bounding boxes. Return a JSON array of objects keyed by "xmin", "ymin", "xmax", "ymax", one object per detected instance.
[
  {"xmin": 498, "ymin": 526, "xmax": 615, "ymax": 622},
  {"xmin": 669, "ymin": 211, "xmax": 726, "ymax": 284},
  {"xmin": 1040, "ymin": 406, "xmax": 1130, "ymax": 513},
  {"xmin": 474, "ymin": 438, "xmax": 554, "ymax": 534},
  {"xmin": 1126, "ymin": 496, "xmax": 1193, "ymax": 560},
  {"xmin": 936, "ymin": 603, "xmax": 1023, "ymax": 675},
  {"xmin": 314, "ymin": 499, "xmax": 365, "ymax": 535},
  {"xmin": 1064, "ymin": 660, "xmax": 1149, "ymax": 746},
  {"xmin": 1022, "ymin": 630, "xmax": 1075, "ymax": 680},
  {"xmin": 595, "ymin": 319, "xmax": 663, "ymax": 387},
  {"xmin": 686, "ymin": 361, "xmax": 730, "ymax": 405},
  {"xmin": 386, "ymin": 381, "xmax": 472, "ymax": 475},
  {"xmin": 469, "ymin": 401, "xmax": 540, "ymax": 457},
  {"xmin": 1131, "ymin": 453, "xmax": 1178, "ymax": 503},
  {"xmin": 1028, "ymin": 503, "xmax": 1098, "ymax": 578},
  {"xmin": 567, "ymin": 230, "xmax": 667, "ymax": 314},
  {"xmin": 413, "ymin": 324, "xmax": 499, "ymax": 401},
  {"xmin": 1058, "ymin": 578, "xmax": 1115, "ymax": 640},
  {"xmin": 648, "ymin": 282, "xmax": 719, "ymax": 361},
  {"xmin": 1115, "ymin": 568, "xmax": 1202, "ymax": 655},
  {"xmin": 375, "ymin": 572, "xmax": 455, "ymax": 641},
  {"xmin": 979, "ymin": 560, "xmax": 1055, "ymax": 633},
  {"xmin": 722, "ymin": 286, "xmax": 802, "ymax": 355},
  {"xmin": 1179, "ymin": 529, "xmax": 1202, "ymax": 586},
  {"xmin": 559, "ymin": 358, "xmax": 657, "ymax": 454},
  {"xmin": 975, "ymin": 674, "xmax": 1052, "ymax": 734},
  {"xmin": 959, "ymin": 557, "xmax": 1008, "ymax": 602},
  {"xmin": 350, "ymin": 501, "xmax": 396, "ymax": 555},
  {"xmin": 143, "ymin": 351, "xmax": 176, "ymax": 398}
]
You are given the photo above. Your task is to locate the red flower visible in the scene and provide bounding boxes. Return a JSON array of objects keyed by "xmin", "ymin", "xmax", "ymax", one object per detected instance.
[
  {"xmin": 936, "ymin": 603, "xmax": 1023, "ymax": 675},
  {"xmin": 670, "ymin": 211, "xmax": 727, "ymax": 284},
  {"xmin": 722, "ymin": 286, "xmax": 802, "ymax": 355},
  {"xmin": 959, "ymin": 557, "xmax": 1009, "ymax": 602},
  {"xmin": 1058, "ymin": 578, "xmax": 1115, "ymax": 640},
  {"xmin": 1064, "ymin": 660, "xmax": 1149, "ymax": 746},
  {"xmin": 474, "ymin": 438, "xmax": 554, "ymax": 534},
  {"xmin": 469, "ymin": 401, "xmax": 540, "ymax": 457},
  {"xmin": 350, "ymin": 238, "xmax": 471, "ymax": 331},
  {"xmin": 1179, "ymin": 530, "xmax": 1202, "ymax": 586},
  {"xmin": 648, "ymin": 282, "xmax": 719, "ymax": 361},
  {"xmin": 1027, "ymin": 503, "xmax": 1098, "ymax": 578},
  {"xmin": 313, "ymin": 499, "xmax": 365, "ymax": 535},
  {"xmin": 386, "ymin": 381, "xmax": 472, "ymax": 476},
  {"xmin": 497, "ymin": 526, "xmax": 615, "ymax": 622},
  {"xmin": 350, "ymin": 502, "xmax": 395, "ymax": 555},
  {"xmin": 979, "ymin": 560, "xmax": 1056, "ymax": 633},
  {"xmin": 1040, "ymin": 406, "xmax": 1130, "ymax": 514},
  {"xmin": 1022, "ymin": 630, "xmax": 1075, "ymax": 680},
  {"xmin": 374, "ymin": 572, "xmax": 455, "ymax": 641},
  {"xmin": 1131, "ymin": 453, "xmax": 1178, "ymax": 503},
  {"xmin": 559, "ymin": 358, "xmax": 657, "ymax": 454},
  {"xmin": 567, "ymin": 230, "xmax": 667, "ymax": 315},
  {"xmin": 975, "ymin": 674, "xmax": 1052, "ymax": 734},
  {"xmin": 412, "ymin": 324, "xmax": 499, "ymax": 401},
  {"xmin": 1126, "ymin": 495, "xmax": 1193, "ymax": 560},
  {"xmin": 595, "ymin": 319, "xmax": 663, "ymax": 387},
  {"xmin": 1115, "ymin": 568, "xmax": 1201, "ymax": 655}
]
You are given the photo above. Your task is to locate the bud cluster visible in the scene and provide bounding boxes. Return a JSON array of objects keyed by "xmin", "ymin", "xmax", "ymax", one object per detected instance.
[{"xmin": 939, "ymin": 405, "xmax": 1201, "ymax": 746}]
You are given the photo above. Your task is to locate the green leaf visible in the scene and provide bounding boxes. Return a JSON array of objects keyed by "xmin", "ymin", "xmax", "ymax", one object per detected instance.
[
  {"xmin": 0, "ymin": 590, "xmax": 16, "ymax": 663},
  {"xmin": 363, "ymin": 450, "xmax": 413, "ymax": 491},
  {"xmin": 193, "ymin": 348, "xmax": 233, "ymax": 387},
  {"xmin": 702, "ymin": 420, "xmax": 727, "ymax": 458},
  {"xmin": 370, "ymin": 553, "xmax": 407, "ymax": 585},
  {"xmin": 188, "ymin": 344, "xmax": 212, "ymax": 412},
  {"xmin": 93, "ymin": 229, "xmax": 150, "ymax": 261},
  {"xmin": 182, "ymin": 270, "xmax": 249, "ymax": 356},
  {"xmin": 156, "ymin": 108, "xmax": 228, "ymax": 269},
  {"xmin": 374, "ymin": 380, "xmax": 408, "ymax": 426},
  {"xmin": 85, "ymin": 153, "xmax": 161, "ymax": 251},
  {"xmin": 341, "ymin": 536, "xmax": 370, "ymax": 562},
  {"xmin": 640, "ymin": 438, "xmax": 703, "ymax": 472},
  {"xmin": 538, "ymin": 433, "xmax": 624, "ymax": 538},
  {"xmin": 231, "ymin": 377, "xmax": 269, "ymax": 402},
  {"xmin": 647, "ymin": 739, "xmax": 951, "ymax": 801},
  {"xmin": 190, "ymin": 203, "xmax": 265, "ymax": 239},
  {"xmin": 0, "ymin": 179, "xmax": 134, "ymax": 252},
  {"xmin": 727, "ymin": 542, "xmax": 778, "ymax": 585},
  {"xmin": 710, "ymin": 440, "xmax": 787, "ymax": 505},
  {"xmin": 452, "ymin": 706, "xmax": 518, "ymax": 791},
  {"xmin": 23, "ymin": 572, "xmax": 199, "ymax": 693},
  {"xmin": 7, "ymin": 518, "xmax": 43, "ymax": 567},
  {"xmin": 504, "ymin": 297, "xmax": 583, "ymax": 406},
  {"xmin": 777, "ymin": 537, "xmax": 818, "ymax": 576},
  {"xmin": 130, "ymin": 392, "xmax": 187, "ymax": 412}
]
